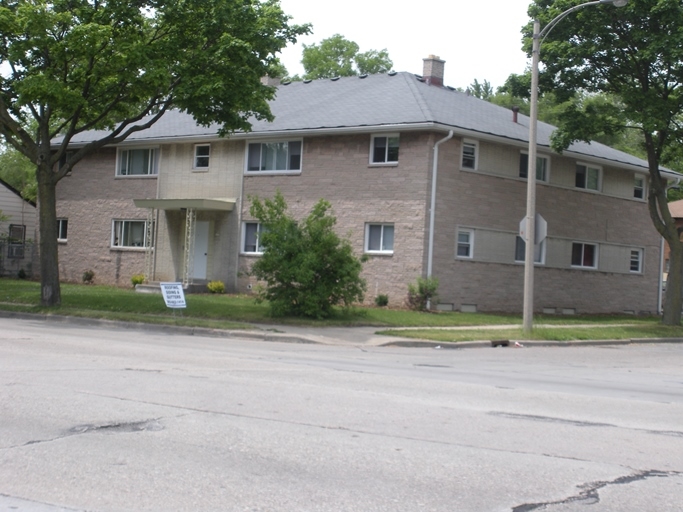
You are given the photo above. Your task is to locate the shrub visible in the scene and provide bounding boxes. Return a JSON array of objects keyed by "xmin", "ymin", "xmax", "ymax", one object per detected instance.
[
  {"xmin": 17, "ymin": 268, "xmax": 27, "ymax": 280},
  {"xmin": 406, "ymin": 277, "xmax": 439, "ymax": 311},
  {"xmin": 375, "ymin": 294, "xmax": 389, "ymax": 307},
  {"xmin": 131, "ymin": 274, "xmax": 145, "ymax": 287},
  {"xmin": 82, "ymin": 269, "xmax": 95, "ymax": 284},
  {"xmin": 207, "ymin": 280, "xmax": 225, "ymax": 294},
  {"xmin": 249, "ymin": 191, "xmax": 366, "ymax": 319}
]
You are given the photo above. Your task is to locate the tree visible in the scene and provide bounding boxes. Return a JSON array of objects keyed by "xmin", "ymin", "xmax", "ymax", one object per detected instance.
[
  {"xmin": 467, "ymin": 79, "xmax": 494, "ymax": 100},
  {"xmin": 523, "ymin": 0, "xmax": 683, "ymax": 324},
  {"xmin": 249, "ymin": 191, "xmax": 367, "ymax": 319},
  {"xmin": 0, "ymin": 0, "xmax": 309, "ymax": 306},
  {"xmin": 301, "ymin": 34, "xmax": 392, "ymax": 79}
]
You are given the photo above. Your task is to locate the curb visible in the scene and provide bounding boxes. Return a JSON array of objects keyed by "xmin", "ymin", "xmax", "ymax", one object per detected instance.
[{"xmin": 1, "ymin": 310, "xmax": 681, "ymax": 349}]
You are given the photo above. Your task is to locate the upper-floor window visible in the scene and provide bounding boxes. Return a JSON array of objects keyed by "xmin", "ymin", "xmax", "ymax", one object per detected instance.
[
  {"xmin": 575, "ymin": 163, "xmax": 601, "ymax": 191},
  {"xmin": 514, "ymin": 236, "xmax": 546, "ymax": 264},
  {"xmin": 456, "ymin": 228, "xmax": 474, "ymax": 258},
  {"xmin": 58, "ymin": 150, "xmax": 75, "ymax": 176},
  {"xmin": 519, "ymin": 153, "xmax": 549, "ymax": 182},
  {"xmin": 247, "ymin": 141, "xmax": 302, "ymax": 173},
  {"xmin": 112, "ymin": 220, "xmax": 152, "ymax": 248},
  {"xmin": 7, "ymin": 224, "xmax": 25, "ymax": 259},
  {"xmin": 370, "ymin": 135, "xmax": 399, "ymax": 164},
  {"xmin": 57, "ymin": 219, "xmax": 68, "ymax": 242},
  {"xmin": 117, "ymin": 148, "xmax": 158, "ymax": 176},
  {"xmin": 630, "ymin": 248, "xmax": 643, "ymax": 273},
  {"xmin": 461, "ymin": 140, "xmax": 478, "ymax": 170},
  {"xmin": 194, "ymin": 144, "xmax": 210, "ymax": 169},
  {"xmin": 571, "ymin": 242, "xmax": 597, "ymax": 269},
  {"xmin": 634, "ymin": 175, "xmax": 646, "ymax": 199},
  {"xmin": 365, "ymin": 223, "xmax": 394, "ymax": 254},
  {"xmin": 242, "ymin": 222, "xmax": 266, "ymax": 254}
]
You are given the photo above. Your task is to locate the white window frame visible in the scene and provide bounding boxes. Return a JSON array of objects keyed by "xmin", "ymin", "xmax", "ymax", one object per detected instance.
[
  {"xmin": 519, "ymin": 152, "xmax": 550, "ymax": 182},
  {"xmin": 116, "ymin": 147, "xmax": 159, "ymax": 176},
  {"xmin": 369, "ymin": 134, "xmax": 400, "ymax": 165},
  {"xmin": 514, "ymin": 236, "xmax": 546, "ymax": 264},
  {"xmin": 245, "ymin": 140, "xmax": 302, "ymax": 174},
  {"xmin": 111, "ymin": 220, "xmax": 150, "ymax": 248},
  {"xmin": 194, "ymin": 144, "xmax": 210, "ymax": 169},
  {"xmin": 57, "ymin": 218, "xmax": 68, "ymax": 242},
  {"xmin": 634, "ymin": 175, "xmax": 646, "ymax": 200},
  {"xmin": 571, "ymin": 242, "xmax": 598, "ymax": 269},
  {"xmin": 456, "ymin": 228, "xmax": 474, "ymax": 259},
  {"xmin": 630, "ymin": 248, "xmax": 643, "ymax": 273},
  {"xmin": 242, "ymin": 222, "xmax": 266, "ymax": 254},
  {"xmin": 575, "ymin": 162, "xmax": 601, "ymax": 192},
  {"xmin": 364, "ymin": 223, "xmax": 394, "ymax": 254},
  {"xmin": 461, "ymin": 140, "xmax": 478, "ymax": 170}
]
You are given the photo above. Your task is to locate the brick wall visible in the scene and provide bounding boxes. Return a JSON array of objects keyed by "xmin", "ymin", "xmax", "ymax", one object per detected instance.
[{"xmin": 56, "ymin": 148, "xmax": 157, "ymax": 286}]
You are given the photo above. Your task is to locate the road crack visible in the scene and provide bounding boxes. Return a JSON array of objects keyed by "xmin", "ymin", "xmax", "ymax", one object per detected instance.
[{"xmin": 511, "ymin": 469, "xmax": 682, "ymax": 511}]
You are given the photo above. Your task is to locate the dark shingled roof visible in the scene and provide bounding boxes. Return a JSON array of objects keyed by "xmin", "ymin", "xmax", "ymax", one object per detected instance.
[{"xmin": 61, "ymin": 72, "xmax": 671, "ymax": 174}]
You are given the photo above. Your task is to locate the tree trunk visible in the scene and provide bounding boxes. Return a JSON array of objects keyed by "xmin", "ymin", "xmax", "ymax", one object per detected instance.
[
  {"xmin": 36, "ymin": 161, "xmax": 61, "ymax": 307},
  {"xmin": 662, "ymin": 238, "xmax": 683, "ymax": 325}
]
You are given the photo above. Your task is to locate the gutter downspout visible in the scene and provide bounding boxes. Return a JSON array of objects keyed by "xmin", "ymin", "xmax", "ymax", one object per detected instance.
[{"xmin": 427, "ymin": 130, "xmax": 454, "ymax": 308}]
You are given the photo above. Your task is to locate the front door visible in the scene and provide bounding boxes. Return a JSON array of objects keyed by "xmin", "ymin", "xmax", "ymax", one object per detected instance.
[{"xmin": 192, "ymin": 221, "xmax": 209, "ymax": 279}]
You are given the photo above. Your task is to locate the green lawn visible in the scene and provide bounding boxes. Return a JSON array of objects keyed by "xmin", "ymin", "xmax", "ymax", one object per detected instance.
[{"xmin": 0, "ymin": 279, "xmax": 679, "ymax": 342}]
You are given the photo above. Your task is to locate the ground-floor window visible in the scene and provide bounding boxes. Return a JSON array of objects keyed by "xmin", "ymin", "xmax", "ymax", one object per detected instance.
[
  {"xmin": 112, "ymin": 220, "xmax": 150, "ymax": 248},
  {"xmin": 456, "ymin": 229, "xmax": 473, "ymax": 259},
  {"xmin": 514, "ymin": 236, "xmax": 545, "ymax": 264},
  {"xmin": 365, "ymin": 223, "xmax": 394, "ymax": 254},
  {"xmin": 630, "ymin": 248, "xmax": 643, "ymax": 273},
  {"xmin": 242, "ymin": 222, "xmax": 266, "ymax": 254},
  {"xmin": 57, "ymin": 219, "xmax": 68, "ymax": 242},
  {"xmin": 7, "ymin": 224, "xmax": 26, "ymax": 259},
  {"xmin": 571, "ymin": 242, "xmax": 597, "ymax": 268}
]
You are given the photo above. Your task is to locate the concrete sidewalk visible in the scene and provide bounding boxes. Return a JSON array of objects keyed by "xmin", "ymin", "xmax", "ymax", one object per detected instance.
[{"xmin": 2, "ymin": 310, "xmax": 681, "ymax": 349}]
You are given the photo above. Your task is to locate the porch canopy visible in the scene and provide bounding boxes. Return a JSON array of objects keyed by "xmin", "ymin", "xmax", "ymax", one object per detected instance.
[{"xmin": 133, "ymin": 198, "xmax": 236, "ymax": 211}]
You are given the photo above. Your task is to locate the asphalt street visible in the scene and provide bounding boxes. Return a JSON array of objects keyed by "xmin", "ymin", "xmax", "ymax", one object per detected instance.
[{"xmin": 1, "ymin": 317, "xmax": 682, "ymax": 511}]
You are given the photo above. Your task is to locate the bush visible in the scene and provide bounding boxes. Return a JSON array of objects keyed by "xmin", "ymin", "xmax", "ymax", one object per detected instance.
[
  {"xmin": 375, "ymin": 294, "xmax": 389, "ymax": 307},
  {"xmin": 249, "ymin": 191, "xmax": 366, "ymax": 319},
  {"xmin": 131, "ymin": 274, "xmax": 145, "ymax": 287},
  {"xmin": 82, "ymin": 269, "xmax": 95, "ymax": 284},
  {"xmin": 207, "ymin": 280, "xmax": 225, "ymax": 294},
  {"xmin": 17, "ymin": 268, "xmax": 27, "ymax": 280},
  {"xmin": 406, "ymin": 277, "xmax": 439, "ymax": 311}
]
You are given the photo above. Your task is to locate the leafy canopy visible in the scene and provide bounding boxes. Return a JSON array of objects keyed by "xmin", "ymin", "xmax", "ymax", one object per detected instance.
[
  {"xmin": 0, "ymin": 0, "xmax": 309, "ymax": 307},
  {"xmin": 249, "ymin": 191, "xmax": 367, "ymax": 319},
  {"xmin": 300, "ymin": 34, "xmax": 392, "ymax": 79},
  {"xmin": 523, "ymin": 0, "xmax": 683, "ymax": 324}
]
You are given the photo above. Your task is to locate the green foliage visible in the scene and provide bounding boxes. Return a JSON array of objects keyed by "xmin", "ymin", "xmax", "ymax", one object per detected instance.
[
  {"xmin": 522, "ymin": 0, "xmax": 683, "ymax": 324},
  {"xmin": 374, "ymin": 294, "xmax": 389, "ymax": 307},
  {"xmin": 17, "ymin": 268, "xmax": 26, "ymax": 279},
  {"xmin": 0, "ymin": 143, "xmax": 36, "ymax": 202},
  {"xmin": 82, "ymin": 269, "xmax": 95, "ymax": 285},
  {"xmin": 249, "ymin": 191, "xmax": 367, "ymax": 319},
  {"xmin": 131, "ymin": 274, "xmax": 145, "ymax": 287},
  {"xmin": 467, "ymin": 79, "xmax": 494, "ymax": 100},
  {"xmin": 405, "ymin": 277, "xmax": 439, "ymax": 312},
  {"xmin": 0, "ymin": 0, "xmax": 309, "ymax": 306},
  {"xmin": 301, "ymin": 34, "xmax": 392, "ymax": 79},
  {"xmin": 207, "ymin": 280, "xmax": 226, "ymax": 294}
]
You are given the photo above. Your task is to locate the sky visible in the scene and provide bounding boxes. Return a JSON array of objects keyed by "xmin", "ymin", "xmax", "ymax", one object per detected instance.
[{"xmin": 278, "ymin": 0, "xmax": 534, "ymax": 90}]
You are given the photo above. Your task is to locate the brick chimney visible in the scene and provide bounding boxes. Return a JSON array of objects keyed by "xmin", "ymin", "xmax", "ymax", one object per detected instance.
[
  {"xmin": 260, "ymin": 75, "xmax": 281, "ymax": 87},
  {"xmin": 422, "ymin": 55, "xmax": 445, "ymax": 87}
]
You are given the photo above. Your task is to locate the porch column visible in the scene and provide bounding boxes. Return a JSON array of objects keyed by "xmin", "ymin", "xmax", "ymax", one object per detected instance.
[
  {"xmin": 182, "ymin": 208, "xmax": 196, "ymax": 287},
  {"xmin": 143, "ymin": 207, "xmax": 156, "ymax": 282}
]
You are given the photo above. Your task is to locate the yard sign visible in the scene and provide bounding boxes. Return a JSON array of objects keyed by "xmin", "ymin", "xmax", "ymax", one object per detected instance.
[{"xmin": 160, "ymin": 282, "xmax": 187, "ymax": 309}]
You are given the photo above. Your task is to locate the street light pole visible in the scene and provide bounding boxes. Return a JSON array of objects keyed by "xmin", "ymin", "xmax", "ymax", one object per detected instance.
[{"xmin": 522, "ymin": 0, "xmax": 628, "ymax": 336}]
